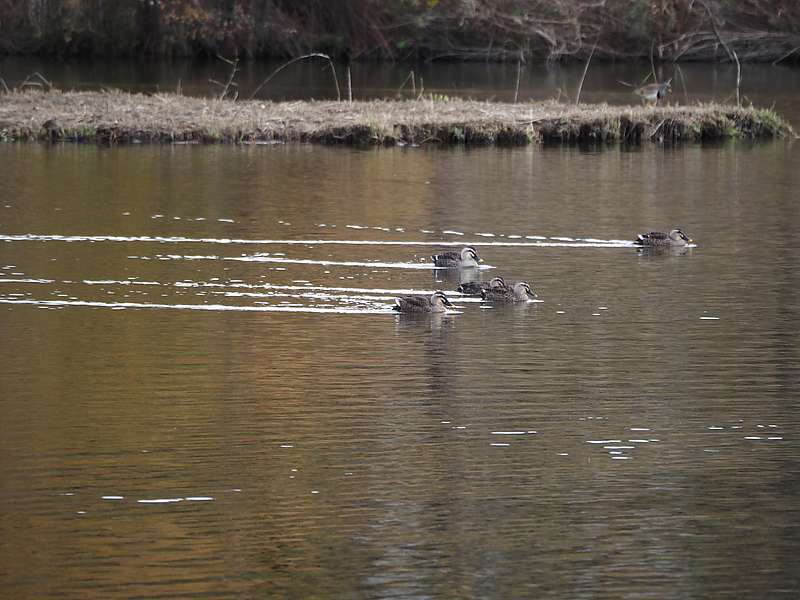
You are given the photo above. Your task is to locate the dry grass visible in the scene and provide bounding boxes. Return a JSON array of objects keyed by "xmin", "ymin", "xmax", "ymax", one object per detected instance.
[{"xmin": 0, "ymin": 90, "xmax": 792, "ymax": 146}]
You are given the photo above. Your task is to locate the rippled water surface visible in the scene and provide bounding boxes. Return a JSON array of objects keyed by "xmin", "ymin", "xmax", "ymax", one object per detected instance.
[{"xmin": 1, "ymin": 139, "xmax": 799, "ymax": 598}]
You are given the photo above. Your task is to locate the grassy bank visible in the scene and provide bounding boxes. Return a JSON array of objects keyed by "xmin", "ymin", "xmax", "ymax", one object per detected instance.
[
  {"xmin": 0, "ymin": 0, "xmax": 798, "ymax": 63},
  {"xmin": 0, "ymin": 91, "xmax": 792, "ymax": 146}
]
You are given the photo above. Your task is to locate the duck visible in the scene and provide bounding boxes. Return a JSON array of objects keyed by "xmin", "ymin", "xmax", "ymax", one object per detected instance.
[
  {"xmin": 41, "ymin": 118, "xmax": 62, "ymax": 140},
  {"xmin": 457, "ymin": 276, "xmax": 507, "ymax": 296},
  {"xmin": 481, "ymin": 282, "xmax": 536, "ymax": 303},
  {"xmin": 633, "ymin": 229, "xmax": 692, "ymax": 247},
  {"xmin": 431, "ymin": 246, "xmax": 480, "ymax": 268},
  {"xmin": 393, "ymin": 291, "xmax": 455, "ymax": 313},
  {"xmin": 634, "ymin": 78, "xmax": 672, "ymax": 106}
]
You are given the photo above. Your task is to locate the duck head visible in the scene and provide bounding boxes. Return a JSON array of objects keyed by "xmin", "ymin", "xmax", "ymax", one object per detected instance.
[
  {"xmin": 514, "ymin": 282, "xmax": 536, "ymax": 301},
  {"xmin": 670, "ymin": 229, "xmax": 692, "ymax": 244},
  {"xmin": 430, "ymin": 291, "xmax": 454, "ymax": 310},
  {"xmin": 488, "ymin": 276, "xmax": 507, "ymax": 289},
  {"xmin": 461, "ymin": 246, "xmax": 481, "ymax": 264}
]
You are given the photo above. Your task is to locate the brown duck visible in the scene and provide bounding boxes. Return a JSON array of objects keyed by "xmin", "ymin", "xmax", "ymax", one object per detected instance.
[
  {"xmin": 457, "ymin": 276, "xmax": 507, "ymax": 296},
  {"xmin": 393, "ymin": 291, "xmax": 455, "ymax": 313},
  {"xmin": 633, "ymin": 229, "xmax": 693, "ymax": 247},
  {"xmin": 431, "ymin": 247, "xmax": 480, "ymax": 268},
  {"xmin": 481, "ymin": 282, "xmax": 536, "ymax": 303}
]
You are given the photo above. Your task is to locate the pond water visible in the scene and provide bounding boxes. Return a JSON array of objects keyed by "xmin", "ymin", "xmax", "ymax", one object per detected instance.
[{"xmin": 1, "ymin": 61, "xmax": 800, "ymax": 598}]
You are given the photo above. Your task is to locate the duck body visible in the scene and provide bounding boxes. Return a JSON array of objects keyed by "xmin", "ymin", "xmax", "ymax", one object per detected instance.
[
  {"xmin": 635, "ymin": 79, "xmax": 672, "ymax": 105},
  {"xmin": 393, "ymin": 291, "xmax": 454, "ymax": 313},
  {"xmin": 457, "ymin": 277, "xmax": 507, "ymax": 296},
  {"xmin": 432, "ymin": 247, "xmax": 480, "ymax": 268},
  {"xmin": 481, "ymin": 282, "xmax": 536, "ymax": 303},
  {"xmin": 634, "ymin": 229, "xmax": 692, "ymax": 247}
]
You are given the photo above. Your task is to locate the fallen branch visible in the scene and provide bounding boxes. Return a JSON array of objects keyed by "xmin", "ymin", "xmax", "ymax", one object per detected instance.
[
  {"xmin": 773, "ymin": 46, "xmax": 800, "ymax": 66},
  {"xmin": 649, "ymin": 119, "xmax": 667, "ymax": 139},
  {"xmin": 575, "ymin": 42, "xmax": 597, "ymax": 105},
  {"xmin": 397, "ymin": 70, "xmax": 417, "ymax": 97},
  {"xmin": 248, "ymin": 53, "xmax": 340, "ymax": 101},
  {"xmin": 20, "ymin": 72, "xmax": 53, "ymax": 91},
  {"xmin": 210, "ymin": 54, "xmax": 240, "ymax": 101}
]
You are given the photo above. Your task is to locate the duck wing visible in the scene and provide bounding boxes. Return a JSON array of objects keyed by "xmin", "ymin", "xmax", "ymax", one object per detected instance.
[
  {"xmin": 635, "ymin": 231, "xmax": 669, "ymax": 245},
  {"xmin": 481, "ymin": 288, "xmax": 512, "ymax": 302},
  {"xmin": 431, "ymin": 251, "xmax": 460, "ymax": 266},
  {"xmin": 393, "ymin": 295, "xmax": 429, "ymax": 312},
  {"xmin": 457, "ymin": 281, "xmax": 486, "ymax": 295}
]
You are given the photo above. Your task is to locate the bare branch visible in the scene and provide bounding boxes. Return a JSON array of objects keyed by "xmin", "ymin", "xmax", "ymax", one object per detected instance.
[
  {"xmin": 697, "ymin": 1, "xmax": 741, "ymax": 107},
  {"xmin": 249, "ymin": 53, "xmax": 340, "ymax": 101},
  {"xmin": 575, "ymin": 41, "xmax": 597, "ymax": 105},
  {"xmin": 773, "ymin": 46, "xmax": 800, "ymax": 66}
]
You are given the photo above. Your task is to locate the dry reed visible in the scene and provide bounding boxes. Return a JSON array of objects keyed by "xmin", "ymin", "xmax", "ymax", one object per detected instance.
[{"xmin": 0, "ymin": 90, "xmax": 791, "ymax": 146}]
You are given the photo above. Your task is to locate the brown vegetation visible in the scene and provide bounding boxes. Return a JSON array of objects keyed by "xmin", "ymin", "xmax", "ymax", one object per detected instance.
[
  {"xmin": 0, "ymin": 90, "xmax": 791, "ymax": 146},
  {"xmin": 0, "ymin": 1, "xmax": 798, "ymax": 63}
]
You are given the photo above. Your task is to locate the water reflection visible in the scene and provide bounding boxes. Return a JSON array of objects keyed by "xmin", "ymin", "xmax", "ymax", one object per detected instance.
[
  {"xmin": 1, "ymin": 57, "xmax": 798, "ymax": 127},
  {"xmin": 433, "ymin": 266, "xmax": 480, "ymax": 287},
  {"xmin": 1, "ymin": 140, "xmax": 799, "ymax": 598},
  {"xmin": 635, "ymin": 246, "xmax": 693, "ymax": 258}
]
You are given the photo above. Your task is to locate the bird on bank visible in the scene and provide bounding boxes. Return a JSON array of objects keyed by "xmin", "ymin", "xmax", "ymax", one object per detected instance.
[
  {"xmin": 393, "ymin": 291, "xmax": 455, "ymax": 313},
  {"xmin": 431, "ymin": 246, "xmax": 480, "ymax": 268},
  {"xmin": 457, "ymin": 276, "xmax": 507, "ymax": 296},
  {"xmin": 634, "ymin": 78, "xmax": 672, "ymax": 106},
  {"xmin": 41, "ymin": 119, "xmax": 62, "ymax": 140},
  {"xmin": 481, "ymin": 281, "xmax": 536, "ymax": 303},
  {"xmin": 633, "ymin": 229, "xmax": 693, "ymax": 247}
]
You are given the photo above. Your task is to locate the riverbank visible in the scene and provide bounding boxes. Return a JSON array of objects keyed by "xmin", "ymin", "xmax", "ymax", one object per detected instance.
[{"xmin": 0, "ymin": 91, "xmax": 792, "ymax": 146}]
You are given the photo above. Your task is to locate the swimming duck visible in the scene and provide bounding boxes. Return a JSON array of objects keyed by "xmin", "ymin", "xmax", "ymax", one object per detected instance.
[
  {"xmin": 634, "ymin": 79, "xmax": 672, "ymax": 105},
  {"xmin": 633, "ymin": 229, "xmax": 692, "ymax": 247},
  {"xmin": 481, "ymin": 282, "xmax": 536, "ymax": 303},
  {"xmin": 457, "ymin": 277, "xmax": 507, "ymax": 296},
  {"xmin": 393, "ymin": 291, "xmax": 455, "ymax": 313},
  {"xmin": 431, "ymin": 246, "xmax": 480, "ymax": 268}
]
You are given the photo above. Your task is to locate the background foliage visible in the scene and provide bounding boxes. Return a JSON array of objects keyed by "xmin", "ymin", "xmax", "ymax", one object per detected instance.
[{"xmin": 0, "ymin": 0, "xmax": 798, "ymax": 61}]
